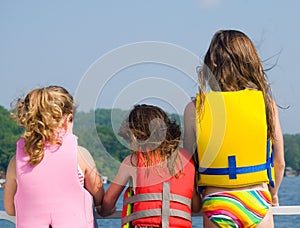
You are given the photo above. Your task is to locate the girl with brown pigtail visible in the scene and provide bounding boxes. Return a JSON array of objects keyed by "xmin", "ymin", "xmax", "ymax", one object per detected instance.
[{"xmin": 101, "ymin": 104, "xmax": 200, "ymax": 228}]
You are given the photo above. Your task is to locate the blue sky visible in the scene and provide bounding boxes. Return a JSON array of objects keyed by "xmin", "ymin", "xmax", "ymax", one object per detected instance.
[{"xmin": 1, "ymin": 0, "xmax": 299, "ymax": 134}]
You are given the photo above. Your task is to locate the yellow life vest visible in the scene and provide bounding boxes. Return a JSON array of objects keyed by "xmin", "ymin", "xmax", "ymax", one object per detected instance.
[{"xmin": 195, "ymin": 89, "xmax": 275, "ymax": 188}]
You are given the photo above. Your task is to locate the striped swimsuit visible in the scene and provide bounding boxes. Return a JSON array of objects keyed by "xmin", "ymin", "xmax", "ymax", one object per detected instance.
[{"xmin": 202, "ymin": 189, "xmax": 271, "ymax": 227}]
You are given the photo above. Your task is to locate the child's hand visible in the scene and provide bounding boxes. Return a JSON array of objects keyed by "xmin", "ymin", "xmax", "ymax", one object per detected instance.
[
  {"xmin": 271, "ymin": 194, "xmax": 279, "ymax": 206},
  {"xmin": 106, "ymin": 206, "xmax": 117, "ymax": 216},
  {"xmin": 110, "ymin": 206, "xmax": 117, "ymax": 214},
  {"xmin": 95, "ymin": 205, "xmax": 102, "ymax": 215},
  {"xmin": 98, "ymin": 205, "xmax": 117, "ymax": 217},
  {"xmin": 268, "ymin": 184, "xmax": 279, "ymax": 206}
]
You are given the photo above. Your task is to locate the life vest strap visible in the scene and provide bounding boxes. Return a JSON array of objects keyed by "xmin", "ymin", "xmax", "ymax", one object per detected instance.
[
  {"xmin": 123, "ymin": 192, "xmax": 191, "ymax": 207},
  {"xmin": 199, "ymin": 160, "xmax": 272, "ymax": 177},
  {"xmin": 266, "ymin": 140, "xmax": 275, "ymax": 187},
  {"xmin": 199, "ymin": 139, "xmax": 275, "ymax": 185},
  {"xmin": 122, "ymin": 208, "xmax": 192, "ymax": 225},
  {"xmin": 122, "ymin": 182, "xmax": 192, "ymax": 226},
  {"xmin": 162, "ymin": 182, "xmax": 170, "ymax": 228}
]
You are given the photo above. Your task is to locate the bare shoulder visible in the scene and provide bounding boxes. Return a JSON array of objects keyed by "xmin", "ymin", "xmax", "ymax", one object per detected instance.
[
  {"xmin": 122, "ymin": 154, "xmax": 135, "ymax": 166},
  {"xmin": 9, "ymin": 155, "xmax": 16, "ymax": 165},
  {"xmin": 78, "ymin": 145, "xmax": 89, "ymax": 154},
  {"xmin": 78, "ymin": 146, "xmax": 94, "ymax": 160},
  {"xmin": 184, "ymin": 101, "xmax": 196, "ymax": 125},
  {"xmin": 77, "ymin": 145, "xmax": 97, "ymax": 173},
  {"xmin": 6, "ymin": 155, "xmax": 16, "ymax": 179},
  {"xmin": 184, "ymin": 101, "xmax": 196, "ymax": 114}
]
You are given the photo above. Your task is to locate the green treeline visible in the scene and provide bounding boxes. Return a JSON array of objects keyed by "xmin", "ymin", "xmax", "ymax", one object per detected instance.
[
  {"xmin": 0, "ymin": 105, "xmax": 299, "ymax": 180},
  {"xmin": 0, "ymin": 106, "xmax": 23, "ymax": 171}
]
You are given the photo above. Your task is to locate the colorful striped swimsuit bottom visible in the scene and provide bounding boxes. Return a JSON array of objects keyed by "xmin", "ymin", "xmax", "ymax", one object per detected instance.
[{"xmin": 202, "ymin": 189, "xmax": 272, "ymax": 228}]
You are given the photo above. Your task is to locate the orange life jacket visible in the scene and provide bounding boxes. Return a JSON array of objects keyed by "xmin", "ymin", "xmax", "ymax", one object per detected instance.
[{"xmin": 122, "ymin": 148, "xmax": 195, "ymax": 228}]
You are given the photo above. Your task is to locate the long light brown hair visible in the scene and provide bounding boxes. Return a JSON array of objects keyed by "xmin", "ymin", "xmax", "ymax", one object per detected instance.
[
  {"xmin": 118, "ymin": 104, "xmax": 181, "ymax": 177},
  {"xmin": 11, "ymin": 85, "xmax": 75, "ymax": 166},
  {"xmin": 198, "ymin": 30, "xmax": 275, "ymax": 140}
]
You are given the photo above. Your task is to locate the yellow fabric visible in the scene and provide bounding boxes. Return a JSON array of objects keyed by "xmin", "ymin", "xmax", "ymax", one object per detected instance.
[
  {"xmin": 122, "ymin": 186, "xmax": 133, "ymax": 228},
  {"xmin": 195, "ymin": 89, "xmax": 275, "ymax": 188}
]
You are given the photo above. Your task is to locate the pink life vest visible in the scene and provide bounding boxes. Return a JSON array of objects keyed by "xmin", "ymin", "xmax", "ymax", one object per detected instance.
[{"xmin": 14, "ymin": 132, "xmax": 94, "ymax": 228}]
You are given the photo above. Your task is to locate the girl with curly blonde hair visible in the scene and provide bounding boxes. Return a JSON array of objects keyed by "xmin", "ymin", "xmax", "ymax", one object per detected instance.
[{"xmin": 4, "ymin": 85, "xmax": 104, "ymax": 228}]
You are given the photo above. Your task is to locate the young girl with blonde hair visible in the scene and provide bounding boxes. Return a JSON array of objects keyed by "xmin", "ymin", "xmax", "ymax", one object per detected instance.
[{"xmin": 4, "ymin": 85, "xmax": 104, "ymax": 228}]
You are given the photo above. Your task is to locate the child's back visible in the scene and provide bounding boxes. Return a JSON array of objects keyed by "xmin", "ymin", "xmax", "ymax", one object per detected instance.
[{"xmin": 101, "ymin": 104, "xmax": 200, "ymax": 228}]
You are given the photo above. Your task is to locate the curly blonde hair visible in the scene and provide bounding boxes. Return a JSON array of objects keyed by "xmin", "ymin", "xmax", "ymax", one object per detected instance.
[
  {"xmin": 118, "ymin": 104, "xmax": 182, "ymax": 177},
  {"xmin": 198, "ymin": 30, "xmax": 275, "ymax": 140},
  {"xmin": 11, "ymin": 85, "xmax": 75, "ymax": 166}
]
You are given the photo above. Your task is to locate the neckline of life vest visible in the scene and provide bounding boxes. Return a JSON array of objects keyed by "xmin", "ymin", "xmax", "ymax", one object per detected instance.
[{"xmin": 201, "ymin": 88, "xmax": 259, "ymax": 95}]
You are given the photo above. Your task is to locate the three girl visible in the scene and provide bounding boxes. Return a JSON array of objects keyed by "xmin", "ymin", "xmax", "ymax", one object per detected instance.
[{"xmin": 4, "ymin": 29, "xmax": 285, "ymax": 228}]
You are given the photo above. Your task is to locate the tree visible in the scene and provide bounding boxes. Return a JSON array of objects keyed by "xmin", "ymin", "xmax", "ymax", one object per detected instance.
[
  {"xmin": 0, "ymin": 106, "xmax": 23, "ymax": 170},
  {"xmin": 284, "ymin": 134, "xmax": 300, "ymax": 172}
]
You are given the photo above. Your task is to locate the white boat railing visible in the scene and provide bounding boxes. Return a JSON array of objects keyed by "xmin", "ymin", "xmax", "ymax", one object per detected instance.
[
  {"xmin": 1, "ymin": 206, "xmax": 300, "ymax": 224},
  {"xmin": 0, "ymin": 211, "xmax": 15, "ymax": 224}
]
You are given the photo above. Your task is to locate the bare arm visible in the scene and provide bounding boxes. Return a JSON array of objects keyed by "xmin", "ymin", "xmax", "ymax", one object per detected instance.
[
  {"xmin": 183, "ymin": 102, "xmax": 202, "ymax": 213},
  {"xmin": 269, "ymin": 103, "xmax": 285, "ymax": 206},
  {"xmin": 78, "ymin": 146, "xmax": 105, "ymax": 207},
  {"xmin": 183, "ymin": 101, "xmax": 196, "ymax": 156},
  {"xmin": 100, "ymin": 182, "xmax": 125, "ymax": 216},
  {"xmin": 100, "ymin": 155, "xmax": 134, "ymax": 216},
  {"xmin": 3, "ymin": 156, "xmax": 17, "ymax": 216},
  {"xmin": 191, "ymin": 186, "xmax": 201, "ymax": 213}
]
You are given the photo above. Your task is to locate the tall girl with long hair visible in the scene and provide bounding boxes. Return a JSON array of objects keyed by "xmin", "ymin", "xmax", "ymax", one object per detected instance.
[{"xmin": 184, "ymin": 30, "xmax": 285, "ymax": 228}]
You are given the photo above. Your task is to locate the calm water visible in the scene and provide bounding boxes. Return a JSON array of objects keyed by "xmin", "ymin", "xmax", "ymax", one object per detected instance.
[{"xmin": 1, "ymin": 176, "xmax": 300, "ymax": 227}]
